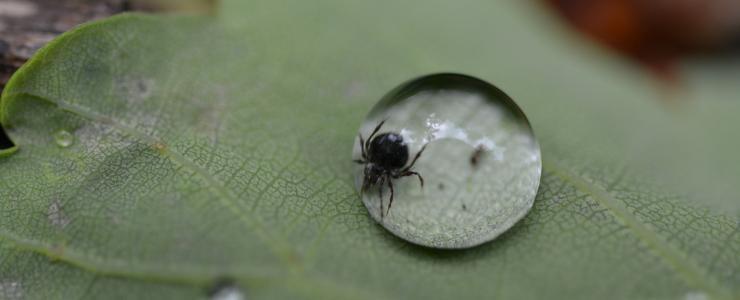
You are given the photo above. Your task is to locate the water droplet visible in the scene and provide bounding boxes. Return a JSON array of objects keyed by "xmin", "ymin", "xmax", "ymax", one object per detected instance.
[
  {"xmin": 0, "ymin": 281, "xmax": 23, "ymax": 300},
  {"xmin": 208, "ymin": 279, "xmax": 246, "ymax": 300},
  {"xmin": 47, "ymin": 198, "xmax": 70, "ymax": 229},
  {"xmin": 53, "ymin": 130, "xmax": 74, "ymax": 148},
  {"xmin": 683, "ymin": 291, "xmax": 708, "ymax": 300},
  {"xmin": 353, "ymin": 73, "xmax": 542, "ymax": 249}
]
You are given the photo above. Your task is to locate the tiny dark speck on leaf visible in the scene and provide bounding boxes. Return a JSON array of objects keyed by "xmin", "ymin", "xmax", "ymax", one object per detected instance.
[
  {"xmin": 137, "ymin": 80, "xmax": 149, "ymax": 93},
  {"xmin": 49, "ymin": 243, "xmax": 66, "ymax": 262},
  {"xmin": 438, "ymin": 183, "xmax": 445, "ymax": 190},
  {"xmin": 470, "ymin": 145, "xmax": 487, "ymax": 168},
  {"xmin": 153, "ymin": 141, "xmax": 167, "ymax": 153},
  {"xmin": 462, "ymin": 204, "xmax": 467, "ymax": 210}
]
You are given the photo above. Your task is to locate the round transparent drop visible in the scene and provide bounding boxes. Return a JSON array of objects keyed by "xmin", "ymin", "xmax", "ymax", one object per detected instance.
[
  {"xmin": 354, "ymin": 73, "xmax": 542, "ymax": 249},
  {"xmin": 53, "ymin": 129, "xmax": 74, "ymax": 148}
]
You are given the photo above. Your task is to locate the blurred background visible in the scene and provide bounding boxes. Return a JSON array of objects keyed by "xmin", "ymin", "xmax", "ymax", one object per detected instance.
[
  {"xmin": 541, "ymin": 0, "xmax": 740, "ymax": 216},
  {"xmin": 0, "ymin": 0, "xmax": 215, "ymax": 149},
  {"xmin": 9, "ymin": 0, "xmax": 737, "ymax": 92},
  {"xmin": 546, "ymin": 0, "xmax": 740, "ymax": 83}
]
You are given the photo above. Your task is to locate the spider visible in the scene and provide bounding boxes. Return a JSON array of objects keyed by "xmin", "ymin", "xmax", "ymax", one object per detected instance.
[{"xmin": 354, "ymin": 120, "xmax": 427, "ymax": 218}]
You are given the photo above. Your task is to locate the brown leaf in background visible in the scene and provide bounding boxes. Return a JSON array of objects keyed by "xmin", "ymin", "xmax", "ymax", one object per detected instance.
[{"xmin": 544, "ymin": 0, "xmax": 740, "ymax": 83}]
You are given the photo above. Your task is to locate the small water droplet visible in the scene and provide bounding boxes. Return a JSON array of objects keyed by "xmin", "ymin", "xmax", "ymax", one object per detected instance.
[
  {"xmin": 47, "ymin": 198, "xmax": 70, "ymax": 229},
  {"xmin": 53, "ymin": 130, "xmax": 74, "ymax": 148},
  {"xmin": 353, "ymin": 73, "xmax": 542, "ymax": 249},
  {"xmin": 683, "ymin": 291, "xmax": 708, "ymax": 300},
  {"xmin": 0, "ymin": 281, "xmax": 23, "ymax": 300},
  {"xmin": 208, "ymin": 279, "xmax": 246, "ymax": 300}
]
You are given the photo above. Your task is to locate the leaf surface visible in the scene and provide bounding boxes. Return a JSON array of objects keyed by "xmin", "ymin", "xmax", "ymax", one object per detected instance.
[{"xmin": 1, "ymin": 1, "xmax": 738, "ymax": 299}]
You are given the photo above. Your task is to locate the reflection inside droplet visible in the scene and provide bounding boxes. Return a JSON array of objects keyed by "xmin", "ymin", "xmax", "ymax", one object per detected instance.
[
  {"xmin": 53, "ymin": 130, "xmax": 74, "ymax": 148},
  {"xmin": 353, "ymin": 73, "xmax": 542, "ymax": 249}
]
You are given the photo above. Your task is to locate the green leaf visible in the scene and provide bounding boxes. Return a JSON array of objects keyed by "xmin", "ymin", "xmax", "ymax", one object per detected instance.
[{"xmin": 1, "ymin": 1, "xmax": 738, "ymax": 299}]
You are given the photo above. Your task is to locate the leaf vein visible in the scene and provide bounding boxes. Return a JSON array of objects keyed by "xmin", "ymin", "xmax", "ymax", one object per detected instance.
[{"xmin": 544, "ymin": 159, "xmax": 732, "ymax": 299}]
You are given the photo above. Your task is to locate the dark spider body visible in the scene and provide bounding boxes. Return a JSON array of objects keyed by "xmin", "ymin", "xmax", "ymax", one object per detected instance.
[
  {"xmin": 369, "ymin": 133, "xmax": 408, "ymax": 170},
  {"xmin": 355, "ymin": 120, "xmax": 427, "ymax": 218}
]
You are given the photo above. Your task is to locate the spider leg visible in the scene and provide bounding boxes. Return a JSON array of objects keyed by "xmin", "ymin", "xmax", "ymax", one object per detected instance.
[
  {"xmin": 402, "ymin": 143, "xmax": 428, "ymax": 172},
  {"xmin": 386, "ymin": 174, "xmax": 395, "ymax": 217},
  {"xmin": 353, "ymin": 159, "xmax": 365, "ymax": 164},
  {"xmin": 377, "ymin": 176, "xmax": 386, "ymax": 219},
  {"xmin": 358, "ymin": 133, "xmax": 367, "ymax": 160},
  {"xmin": 360, "ymin": 164, "xmax": 375, "ymax": 195},
  {"xmin": 365, "ymin": 119, "xmax": 386, "ymax": 151},
  {"xmin": 397, "ymin": 170, "xmax": 424, "ymax": 188}
]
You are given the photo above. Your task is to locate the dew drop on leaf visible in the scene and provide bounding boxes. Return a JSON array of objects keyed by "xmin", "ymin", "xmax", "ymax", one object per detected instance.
[
  {"xmin": 353, "ymin": 73, "xmax": 542, "ymax": 249},
  {"xmin": 0, "ymin": 281, "xmax": 23, "ymax": 300},
  {"xmin": 52, "ymin": 130, "xmax": 74, "ymax": 148},
  {"xmin": 208, "ymin": 279, "xmax": 245, "ymax": 300}
]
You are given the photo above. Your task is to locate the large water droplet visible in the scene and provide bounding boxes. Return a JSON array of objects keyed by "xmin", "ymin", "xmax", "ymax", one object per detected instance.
[
  {"xmin": 353, "ymin": 73, "xmax": 542, "ymax": 249},
  {"xmin": 53, "ymin": 130, "xmax": 74, "ymax": 148}
]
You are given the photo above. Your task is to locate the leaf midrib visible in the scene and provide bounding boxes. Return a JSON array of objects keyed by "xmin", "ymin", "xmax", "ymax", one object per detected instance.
[
  {"xmin": 3, "ymin": 92, "xmax": 302, "ymax": 271},
  {"xmin": 0, "ymin": 230, "xmax": 382, "ymax": 300},
  {"xmin": 0, "ymin": 94, "xmax": 384, "ymax": 300}
]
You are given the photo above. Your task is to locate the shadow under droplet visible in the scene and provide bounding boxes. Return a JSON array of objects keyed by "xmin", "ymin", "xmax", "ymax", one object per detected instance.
[
  {"xmin": 0, "ymin": 126, "xmax": 14, "ymax": 151},
  {"xmin": 376, "ymin": 215, "xmax": 528, "ymax": 262}
]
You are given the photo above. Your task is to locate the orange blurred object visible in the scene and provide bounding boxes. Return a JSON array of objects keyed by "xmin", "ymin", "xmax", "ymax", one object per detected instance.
[{"xmin": 545, "ymin": 0, "xmax": 740, "ymax": 82}]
